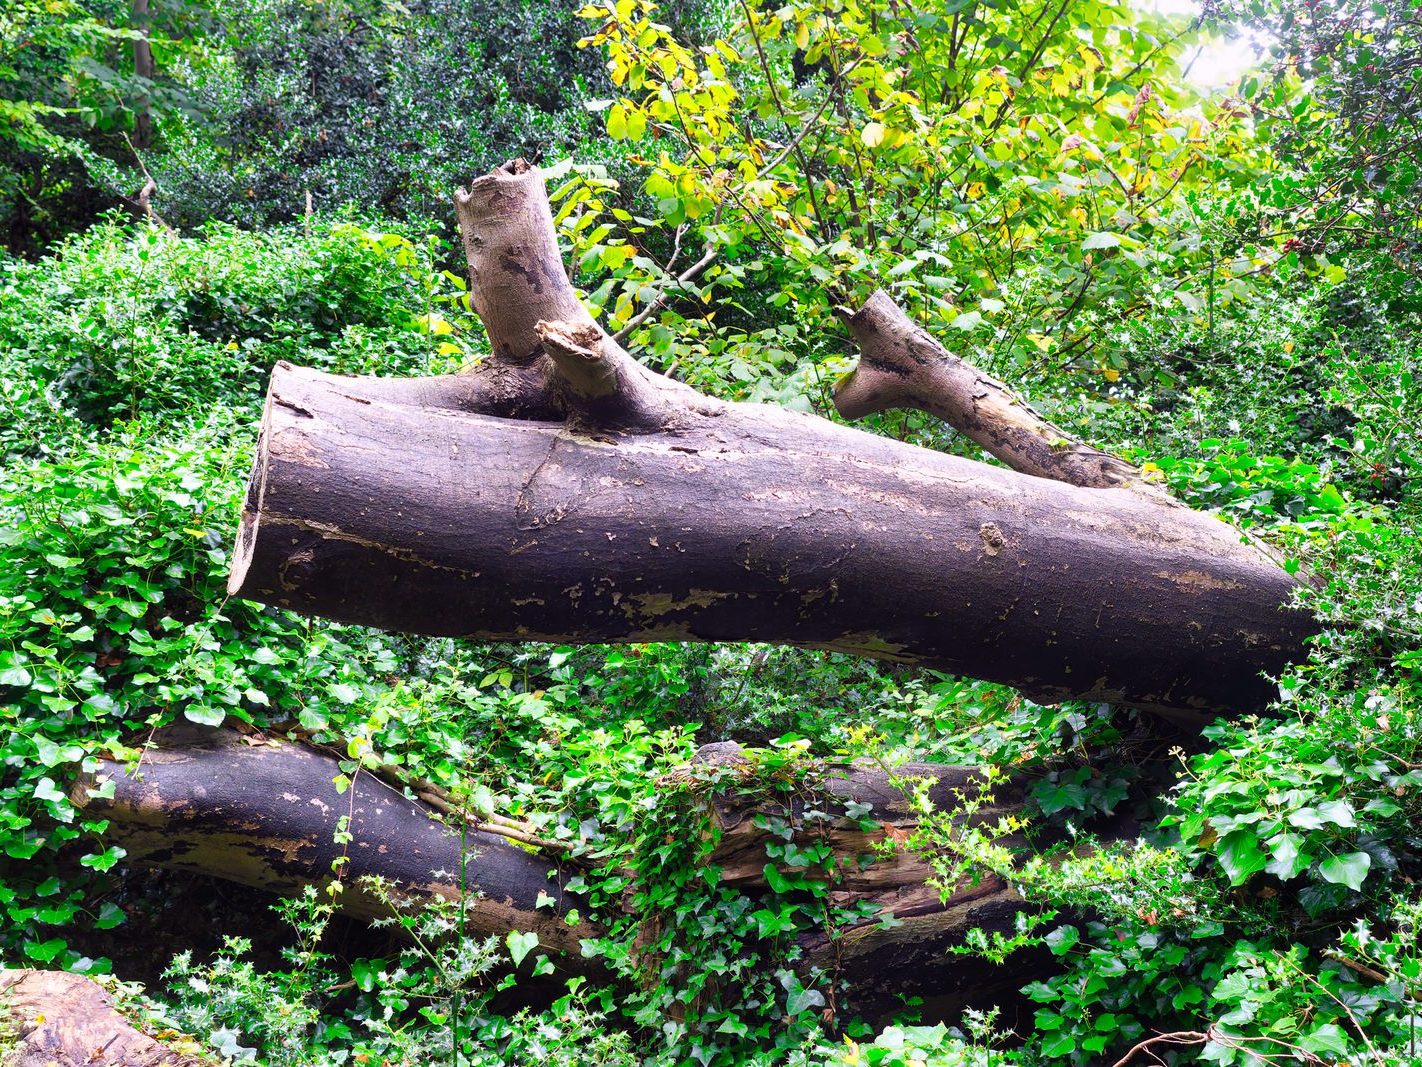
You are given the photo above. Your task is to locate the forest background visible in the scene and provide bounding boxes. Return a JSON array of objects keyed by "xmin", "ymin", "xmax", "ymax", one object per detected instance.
[{"xmin": 0, "ymin": 0, "xmax": 1420, "ymax": 1062}]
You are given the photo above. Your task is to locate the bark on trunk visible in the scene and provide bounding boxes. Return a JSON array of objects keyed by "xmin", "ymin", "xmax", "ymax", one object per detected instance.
[
  {"xmin": 226, "ymin": 160, "xmax": 1315, "ymax": 726},
  {"xmin": 74, "ymin": 730, "xmax": 1096, "ymax": 1006},
  {"xmin": 71, "ymin": 726, "xmax": 592, "ymax": 962},
  {"xmin": 131, "ymin": 0, "xmax": 154, "ymax": 150},
  {"xmin": 0, "ymin": 969, "xmax": 212, "ymax": 1066},
  {"xmin": 230, "ymin": 356, "xmax": 1311, "ymax": 725}
]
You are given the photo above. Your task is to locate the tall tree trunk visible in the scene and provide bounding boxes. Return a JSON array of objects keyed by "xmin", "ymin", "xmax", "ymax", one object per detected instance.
[{"xmin": 131, "ymin": 0, "xmax": 154, "ymax": 150}]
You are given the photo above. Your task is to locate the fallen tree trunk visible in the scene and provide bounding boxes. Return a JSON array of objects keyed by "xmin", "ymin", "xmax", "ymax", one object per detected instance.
[
  {"xmin": 231, "ymin": 355, "xmax": 1311, "ymax": 724},
  {"xmin": 0, "ymin": 968, "xmax": 212, "ymax": 1066},
  {"xmin": 75, "ymin": 729, "xmax": 1099, "ymax": 1008},
  {"xmin": 71, "ymin": 725, "xmax": 593, "ymax": 963},
  {"xmin": 226, "ymin": 160, "xmax": 1314, "ymax": 726}
]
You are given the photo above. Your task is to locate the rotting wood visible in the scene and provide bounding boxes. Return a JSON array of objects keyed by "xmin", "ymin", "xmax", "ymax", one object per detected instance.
[
  {"xmin": 74, "ymin": 728, "xmax": 1099, "ymax": 1007},
  {"xmin": 0, "ymin": 968, "xmax": 212, "ymax": 1066}
]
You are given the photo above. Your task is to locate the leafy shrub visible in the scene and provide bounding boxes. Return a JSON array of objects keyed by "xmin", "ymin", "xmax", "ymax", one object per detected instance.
[
  {"xmin": 141, "ymin": 0, "xmax": 648, "ymax": 230},
  {"xmin": 0, "ymin": 217, "xmax": 459, "ymax": 443}
]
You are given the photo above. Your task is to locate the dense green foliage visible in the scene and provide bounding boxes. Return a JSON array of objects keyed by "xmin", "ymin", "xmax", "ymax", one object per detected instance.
[{"xmin": 1, "ymin": 0, "xmax": 1420, "ymax": 1063}]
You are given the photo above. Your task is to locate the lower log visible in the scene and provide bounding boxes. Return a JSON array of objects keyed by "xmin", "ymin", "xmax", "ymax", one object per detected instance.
[
  {"xmin": 72, "ymin": 725, "xmax": 592, "ymax": 963},
  {"xmin": 229, "ymin": 362, "xmax": 1315, "ymax": 726},
  {"xmin": 0, "ymin": 969, "xmax": 211, "ymax": 1066},
  {"xmin": 74, "ymin": 728, "xmax": 1102, "ymax": 1004}
]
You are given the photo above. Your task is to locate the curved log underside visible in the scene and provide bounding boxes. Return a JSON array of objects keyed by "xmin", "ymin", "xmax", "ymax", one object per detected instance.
[{"xmin": 71, "ymin": 726, "xmax": 592, "ymax": 959}]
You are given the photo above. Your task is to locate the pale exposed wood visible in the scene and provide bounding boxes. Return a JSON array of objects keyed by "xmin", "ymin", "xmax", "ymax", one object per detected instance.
[{"xmin": 0, "ymin": 969, "xmax": 211, "ymax": 1066}]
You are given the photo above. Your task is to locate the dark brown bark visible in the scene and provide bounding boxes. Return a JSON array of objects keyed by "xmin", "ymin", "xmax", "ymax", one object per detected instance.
[
  {"xmin": 230, "ymin": 354, "xmax": 1312, "ymax": 725},
  {"xmin": 0, "ymin": 969, "xmax": 211, "ymax": 1066},
  {"xmin": 72, "ymin": 726, "xmax": 593, "ymax": 963},
  {"xmin": 131, "ymin": 0, "xmax": 154, "ymax": 150},
  {"xmin": 227, "ymin": 160, "xmax": 1315, "ymax": 726}
]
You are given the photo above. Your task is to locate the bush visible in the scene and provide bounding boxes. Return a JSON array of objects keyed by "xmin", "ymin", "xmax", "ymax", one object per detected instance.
[{"xmin": 0, "ymin": 217, "xmax": 459, "ymax": 445}]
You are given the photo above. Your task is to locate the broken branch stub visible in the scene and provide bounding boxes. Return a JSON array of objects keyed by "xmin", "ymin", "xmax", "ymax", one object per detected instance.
[{"xmin": 835, "ymin": 289, "xmax": 1149, "ymax": 491}]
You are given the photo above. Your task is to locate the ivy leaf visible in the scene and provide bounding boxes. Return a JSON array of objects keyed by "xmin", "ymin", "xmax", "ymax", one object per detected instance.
[
  {"xmin": 1044, "ymin": 925, "xmax": 1079, "ymax": 956},
  {"xmin": 184, "ymin": 705, "xmax": 225, "ymax": 727},
  {"xmin": 351, "ymin": 957, "xmax": 382, "ymax": 992},
  {"xmin": 23, "ymin": 937, "xmax": 67, "ymax": 963},
  {"xmin": 506, "ymin": 930, "xmax": 539, "ymax": 967},
  {"xmin": 1217, "ymin": 829, "xmax": 1268, "ymax": 885},
  {"xmin": 1264, "ymin": 832, "xmax": 1310, "ymax": 881},
  {"xmin": 1314, "ymin": 799, "xmax": 1357, "ymax": 827},
  {"xmin": 32, "ymin": 777, "xmax": 66, "ymax": 804},
  {"xmin": 785, "ymin": 983, "xmax": 825, "ymax": 1017},
  {"xmin": 1318, "ymin": 851, "xmax": 1370, "ymax": 891},
  {"xmin": 763, "ymin": 863, "xmax": 794, "ymax": 894}
]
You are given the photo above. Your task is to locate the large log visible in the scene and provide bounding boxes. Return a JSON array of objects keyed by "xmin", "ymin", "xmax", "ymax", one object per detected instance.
[
  {"xmin": 226, "ymin": 161, "xmax": 1314, "ymax": 726},
  {"xmin": 230, "ymin": 356, "xmax": 1311, "ymax": 725},
  {"xmin": 71, "ymin": 726, "xmax": 592, "ymax": 962}
]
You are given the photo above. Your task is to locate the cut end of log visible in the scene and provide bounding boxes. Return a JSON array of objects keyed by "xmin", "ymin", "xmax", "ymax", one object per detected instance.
[
  {"xmin": 228, "ymin": 378, "xmax": 280, "ymax": 598},
  {"xmin": 536, "ymin": 318, "xmax": 610, "ymax": 374},
  {"xmin": 0, "ymin": 969, "xmax": 213, "ymax": 1066}
]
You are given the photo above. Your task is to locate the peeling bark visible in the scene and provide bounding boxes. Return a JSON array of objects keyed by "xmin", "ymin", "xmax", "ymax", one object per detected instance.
[{"xmin": 0, "ymin": 969, "xmax": 211, "ymax": 1066}]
